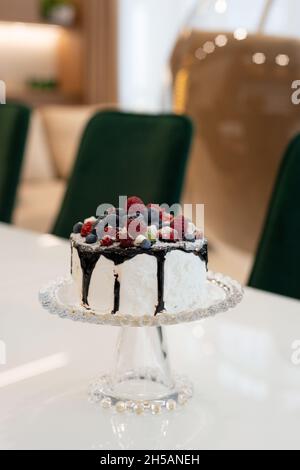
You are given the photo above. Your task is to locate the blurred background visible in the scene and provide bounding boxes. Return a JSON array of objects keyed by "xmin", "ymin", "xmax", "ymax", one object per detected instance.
[{"xmin": 1, "ymin": 0, "xmax": 300, "ymax": 289}]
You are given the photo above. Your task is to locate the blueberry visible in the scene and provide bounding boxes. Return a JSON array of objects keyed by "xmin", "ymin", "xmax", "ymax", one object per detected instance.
[
  {"xmin": 141, "ymin": 239, "xmax": 151, "ymax": 250},
  {"xmin": 73, "ymin": 222, "xmax": 83, "ymax": 234},
  {"xmin": 86, "ymin": 233, "xmax": 98, "ymax": 244},
  {"xmin": 185, "ymin": 234, "xmax": 196, "ymax": 242}
]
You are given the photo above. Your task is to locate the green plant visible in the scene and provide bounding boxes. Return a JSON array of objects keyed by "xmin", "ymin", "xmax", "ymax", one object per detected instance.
[{"xmin": 40, "ymin": 0, "xmax": 72, "ymax": 19}]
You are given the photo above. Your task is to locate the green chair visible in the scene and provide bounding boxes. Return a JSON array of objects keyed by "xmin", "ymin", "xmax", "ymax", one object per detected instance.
[
  {"xmin": 249, "ymin": 134, "xmax": 300, "ymax": 300},
  {"xmin": 53, "ymin": 110, "xmax": 193, "ymax": 238},
  {"xmin": 0, "ymin": 103, "xmax": 31, "ymax": 223}
]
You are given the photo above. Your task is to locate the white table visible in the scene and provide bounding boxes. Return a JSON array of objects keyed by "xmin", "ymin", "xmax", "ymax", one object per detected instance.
[{"xmin": 0, "ymin": 223, "xmax": 300, "ymax": 450}]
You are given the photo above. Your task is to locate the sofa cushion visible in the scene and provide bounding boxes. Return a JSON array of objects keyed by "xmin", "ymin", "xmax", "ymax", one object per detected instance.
[
  {"xmin": 13, "ymin": 180, "xmax": 66, "ymax": 233},
  {"xmin": 40, "ymin": 104, "xmax": 116, "ymax": 179},
  {"xmin": 21, "ymin": 109, "xmax": 56, "ymax": 182}
]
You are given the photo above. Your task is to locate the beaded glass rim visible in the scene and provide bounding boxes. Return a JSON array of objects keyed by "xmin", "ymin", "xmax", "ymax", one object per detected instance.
[{"xmin": 39, "ymin": 271, "xmax": 244, "ymax": 327}]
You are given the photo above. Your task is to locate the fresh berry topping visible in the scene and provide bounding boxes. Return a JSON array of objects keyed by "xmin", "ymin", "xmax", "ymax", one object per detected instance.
[
  {"xmin": 127, "ymin": 218, "xmax": 148, "ymax": 239},
  {"xmin": 187, "ymin": 222, "xmax": 196, "ymax": 233},
  {"xmin": 95, "ymin": 222, "xmax": 105, "ymax": 239},
  {"xmin": 81, "ymin": 221, "xmax": 93, "ymax": 237},
  {"xmin": 73, "ymin": 222, "xmax": 83, "ymax": 234},
  {"xmin": 126, "ymin": 196, "xmax": 144, "ymax": 211},
  {"xmin": 141, "ymin": 239, "xmax": 152, "ymax": 250},
  {"xmin": 128, "ymin": 203, "xmax": 147, "ymax": 219},
  {"xmin": 159, "ymin": 227, "xmax": 179, "ymax": 242},
  {"xmin": 147, "ymin": 225, "xmax": 158, "ymax": 241},
  {"xmin": 86, "ymin": 233, "xmax": 98, "ymax": 244},
  {"xmin": 119, "ymin": 237, "xmax": 134, "ymax": 248},
  {"xmin": 171, "ymin": 215, "xmax": 189, "ymax": 238},
  {"xmin": 147, "ymin": 203, "xmax": 160, "ymax": 210},
  {"xmin": 105, "ymin": 213, "xmax": 119, "ymax": 227},
  {"xmin": 134, "ymin": 235, "xmax": 147, "ymax": 246},
  {"xmin": 73, "ymin": 197, "xmax": 204, "ymax": 249},
  {"xmin": 184, "ymin": 233, "xmax": 196, "ymax": 242},
  {"xmin": 104, "ymin": 225, "xmax": 117, "ymax": 238},
  {"xmin": 118, "ymin": 226, "xmax": 128, "ymax": 239},
  {"xmin": 84, "ymin": 216, "xmax": 97, "ymax": 225},
  {"xmin": 101, "ymin": 235, "xmax": 114, "ymax": 247}
]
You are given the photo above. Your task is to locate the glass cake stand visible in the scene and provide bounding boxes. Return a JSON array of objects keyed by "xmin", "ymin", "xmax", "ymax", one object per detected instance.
[{"xmin": 39, "ymin": 271, "xmax": 243, "ymax": 415}]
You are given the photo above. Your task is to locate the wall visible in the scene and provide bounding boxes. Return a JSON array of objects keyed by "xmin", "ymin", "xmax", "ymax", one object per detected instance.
[
  {"xmin": 0, "ymin": 22, "xmax": 60, "ymax": 94},
  {"xmin": 118, "ymin": 0, "xmax": 195, "ymax": 112}
]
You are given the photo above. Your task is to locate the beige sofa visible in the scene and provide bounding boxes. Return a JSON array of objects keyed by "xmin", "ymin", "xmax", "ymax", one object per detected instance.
[{"xmin": 13, "ymin": 105, "xmax": 109, "ymax": 233}]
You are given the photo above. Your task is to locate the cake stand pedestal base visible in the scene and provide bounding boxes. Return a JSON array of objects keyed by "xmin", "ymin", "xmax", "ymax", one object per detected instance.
[{"xmin": 88, "ymin": 326, "xmax": 193, "ymax": 414}]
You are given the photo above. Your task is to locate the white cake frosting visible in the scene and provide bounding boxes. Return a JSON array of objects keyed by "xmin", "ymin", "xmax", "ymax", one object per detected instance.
[{"xmin": 71, "ymin": 234, "xmax": 208, "ymax": 316}]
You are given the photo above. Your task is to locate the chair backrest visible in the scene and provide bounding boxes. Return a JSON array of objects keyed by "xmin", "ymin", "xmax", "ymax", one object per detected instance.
[
  {"xmin": 171, "ymin": 31, "xmax": 300, "ymax": 255},
  {"xmin": 0, "ymin": 103, "xmax": 31, "ymax": 223},
  {"xmin": 249, "ymin": 134, "xmax": 300, "ymax": 300},
  {"xmin": 52, "ymin": 110, "xmax": 193, "ymax": 238}
]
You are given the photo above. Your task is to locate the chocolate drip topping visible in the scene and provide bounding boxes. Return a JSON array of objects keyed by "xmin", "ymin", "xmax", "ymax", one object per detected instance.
[
  {"xmin": 76, "ymin": 249, "xmax": 100, "ymax": 306},
  {"xmin": 74, "ymin": 241, "xmax": 208, "ymax": 315},
  {"xmin": 112, "ymin": 274, "xmax": 120, "ymax": 314},
  {"xmin": 198, "ymin": 243, "xmax": 208, "ymax": 269},
  {"xmin": 155, "ymin": 252, "xmax": 166, "ymax": 315}
]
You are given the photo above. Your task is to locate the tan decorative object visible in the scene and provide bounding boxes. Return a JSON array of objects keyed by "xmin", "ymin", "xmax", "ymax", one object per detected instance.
[{"xmin": 171, "ymin": 31, "xmax": 300, "ymax": 279}]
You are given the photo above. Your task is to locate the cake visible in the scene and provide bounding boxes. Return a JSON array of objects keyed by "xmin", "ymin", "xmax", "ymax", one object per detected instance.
[{"xmin": 70, "ymin": 196, "xmax": 208, "ymax": 316}]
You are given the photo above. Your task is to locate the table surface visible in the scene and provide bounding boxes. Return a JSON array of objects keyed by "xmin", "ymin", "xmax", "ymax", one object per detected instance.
[{"xmin": 0, "ymin": 223, "xmax": 300, "ymax": 450}]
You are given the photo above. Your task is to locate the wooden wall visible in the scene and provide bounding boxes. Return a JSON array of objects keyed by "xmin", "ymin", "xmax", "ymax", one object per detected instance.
[{"xmin": 0, "ymin": 0, "xmax": 118, "ymax": 106}]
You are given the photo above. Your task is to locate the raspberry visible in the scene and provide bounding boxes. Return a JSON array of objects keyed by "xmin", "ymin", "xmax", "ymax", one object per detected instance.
[
  {"xmin": 120, "ymin": 237, "xmax": 134, "ymax": 248},
  {"xmin": 128, "ymin": 203, "xmax": 147, "ymax": 218},
  {"xmin": 81, "ymin": 221, "xmax": 93, "ymax": 237},
  {"xmin": 101, "ymin": 236, "xmax": 114, "ymax": 247},
  {"xmin": 159, "ymin": 208, "xmax": 166, "ymax": 220},
  {"xmin": 126, "ymin": 196, "xmax": 144, "ymax": 211},
  {"xmin": 147, "ymin": 203, "xmax": 160, "ymax": 210},
  {"xmin": 104, "ymin": 225, "xmax": 117, "ymax": 238}
]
